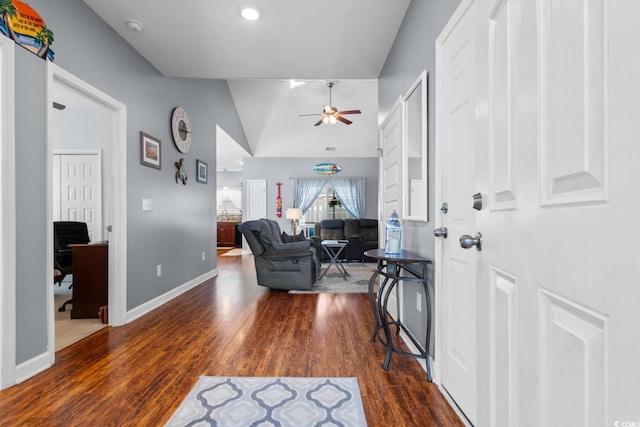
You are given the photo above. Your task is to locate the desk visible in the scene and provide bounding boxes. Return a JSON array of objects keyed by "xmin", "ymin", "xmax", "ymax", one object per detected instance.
[
  {"xmin": 69, "ymin": 243, "xmax": 108, "ymax": 319},
  {"xmin": 319, "ymin": 240, "xmax": 349, "ymax": 280},
  {"xmin": 365, "ymin": 249, "xmax": 432, "ymax": 381}
]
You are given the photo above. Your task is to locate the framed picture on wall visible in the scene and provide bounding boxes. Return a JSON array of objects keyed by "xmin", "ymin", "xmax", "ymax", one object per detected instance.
[
  {"xmin": 140, "ymin": 132, "xmax": 161, "ymax": 169},
  {"xmin": 196, "ymin": 159, "xmax": 208, "ymax": 184}
]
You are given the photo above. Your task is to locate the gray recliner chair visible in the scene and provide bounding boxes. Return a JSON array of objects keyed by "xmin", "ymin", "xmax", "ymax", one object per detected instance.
[{"xmin": 238, "ymin": 219, "xmax": 320, "ymax": 291}]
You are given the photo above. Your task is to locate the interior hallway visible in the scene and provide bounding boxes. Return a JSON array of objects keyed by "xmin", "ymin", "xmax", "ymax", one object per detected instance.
[{"xmin": 0, "ymin": 250, "xmax": 462, "ymax": 426}]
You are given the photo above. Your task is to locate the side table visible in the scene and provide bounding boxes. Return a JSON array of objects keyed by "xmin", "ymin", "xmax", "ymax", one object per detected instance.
[
  {"xmin": 319, "ymin": 240, "xmax": 349, "ymax": 280},
  {"xmin": 365, "ymin": 248, "xmax": 433, "ymax": 381}
]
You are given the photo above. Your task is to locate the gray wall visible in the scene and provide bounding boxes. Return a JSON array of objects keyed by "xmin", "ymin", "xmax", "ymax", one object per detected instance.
[
  {"xmin": 378, "ymin": 0, "xmax": 462, "ymax": 354},
  {"xmin": 15, "ymin": 0, "xmax": 248, "ymax": 363},
  {"xmin": 242, "ymin": 157, "xmax": 378, "ymax": 232},
  {"xmin": 15, "ymin": 47, "xmax": 48, "ymax": 363}
]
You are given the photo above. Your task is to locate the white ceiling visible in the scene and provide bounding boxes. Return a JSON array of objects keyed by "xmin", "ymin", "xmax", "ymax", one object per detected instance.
[{"xmin": 82, "ymin": 0, "xmax": 411, "ymax": 170}]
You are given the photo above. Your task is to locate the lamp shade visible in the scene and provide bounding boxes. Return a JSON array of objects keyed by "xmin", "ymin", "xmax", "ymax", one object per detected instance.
[{"xmin": 286, "ymin": 208, "xmax": 302, "ymax": 220}]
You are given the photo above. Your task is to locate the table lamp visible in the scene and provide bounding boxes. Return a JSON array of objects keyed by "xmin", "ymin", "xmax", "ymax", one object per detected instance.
[{"xmin": 286, "ymin": 208, "xmax": 303, "ymax": 235}]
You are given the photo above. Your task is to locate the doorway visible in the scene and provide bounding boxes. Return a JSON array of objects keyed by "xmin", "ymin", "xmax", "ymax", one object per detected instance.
[{"xmin": 46, "ymin": 63, "xmax": 128, "ymax": 359}]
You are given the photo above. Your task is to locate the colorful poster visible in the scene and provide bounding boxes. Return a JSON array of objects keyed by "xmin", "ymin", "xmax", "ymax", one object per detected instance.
[{"xmin": 0, "ymin": 0, "xmax": 55, "ymax": 61}]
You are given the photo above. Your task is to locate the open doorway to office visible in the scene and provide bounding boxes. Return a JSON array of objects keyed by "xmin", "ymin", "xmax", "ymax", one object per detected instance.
[{"xmin": 46, "ymin": 64, "xmax": 127, "ymax": 357}]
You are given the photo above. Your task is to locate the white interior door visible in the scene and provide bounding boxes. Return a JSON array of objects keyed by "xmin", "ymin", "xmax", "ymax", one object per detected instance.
[
  {"xmin": 379, "ymin": 97, "xmax": 403, "ymax": 318},
  {"xmin": 53, "ymin": 151, "xmax": 102, "ymax": 241},
  {"xmin": 479, "ymin": 0, "xmax": 640, "ymax": 425},
  {"xmin": 245, "ymin": 179, "xmax": 266, "ymax": 221},
  {"xmin": 436, "ymin": 0, "xmax": 483, "ymax": 424},
  {"xmin": 436, "ymin": 0, "xmax": 640, "ymax": 425}
]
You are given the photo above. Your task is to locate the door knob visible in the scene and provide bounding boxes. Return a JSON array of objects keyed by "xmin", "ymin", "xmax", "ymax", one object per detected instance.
[
  {"xmin": 434, "ymin": 227, "xmax": 448, "ymax": 238},
  {"xmin": 460, "ymin": 232, "xmax": 482, "ymax": 251}
]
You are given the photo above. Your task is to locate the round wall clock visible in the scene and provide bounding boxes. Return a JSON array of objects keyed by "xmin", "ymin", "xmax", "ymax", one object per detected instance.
[{"xmin": 171, "ymin": 107, "xmax": 192, "ymax": 153}]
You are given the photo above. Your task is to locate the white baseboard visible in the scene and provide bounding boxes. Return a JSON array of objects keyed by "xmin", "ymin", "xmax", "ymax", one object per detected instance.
[
  {"xmin": 14, "ymin": 351, "xmax": 52, "ymax": 384},
  {"xmin": 398, "ymin": 329, "xmax": 435, "ymax": 380},
  {"xmin": 126, "ymin": 269, "xmax": 218, "ymax": 323}
]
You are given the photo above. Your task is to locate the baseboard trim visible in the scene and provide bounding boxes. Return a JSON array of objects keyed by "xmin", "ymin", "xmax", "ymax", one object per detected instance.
[
  {"xmin": 126, "ymin": 269, "xmax": 218, "ymax": 323},
  {"xmin": 14, "ymin": 351, "xmax": 52, "ymax": 385}
]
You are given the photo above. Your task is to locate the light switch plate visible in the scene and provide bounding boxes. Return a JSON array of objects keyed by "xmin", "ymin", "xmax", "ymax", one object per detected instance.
[{"xmin": 142, "ymin": 198, "xmax": 152, "ymax": 211}]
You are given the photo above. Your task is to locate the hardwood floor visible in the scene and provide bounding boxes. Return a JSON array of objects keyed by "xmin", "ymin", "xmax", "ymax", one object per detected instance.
[{"xmin": 0, "ymin": 251, "xmax": 463, "ymax": 426}]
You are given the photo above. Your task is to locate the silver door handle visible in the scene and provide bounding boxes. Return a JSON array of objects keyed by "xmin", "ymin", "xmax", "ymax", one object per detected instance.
[
  {"xmin": 460, "ymin": 232, "xmax": 482, "ymax": 251},
  {"xmin": 434, "ymin": 227, "xmax": 448, "ymax": 238}
]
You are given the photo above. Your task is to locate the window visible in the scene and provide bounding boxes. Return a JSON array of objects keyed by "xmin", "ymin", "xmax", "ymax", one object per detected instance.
[{"xmin": 304, "ymin": 184, "xmax": 352, "ymax": 223}]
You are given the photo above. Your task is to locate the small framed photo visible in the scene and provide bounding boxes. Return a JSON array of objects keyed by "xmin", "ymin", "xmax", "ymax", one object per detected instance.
[
  {"xmin": 140, "ymin": 132, "xmax": 161, "ymax": 169},
  {"xmin": 196, "ymin": 159, "xmax": 208, "ymax": 184}
]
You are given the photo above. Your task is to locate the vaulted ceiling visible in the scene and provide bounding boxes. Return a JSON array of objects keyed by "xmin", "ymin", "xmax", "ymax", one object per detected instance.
[{"xmin": 82, "ymin": 0, "xmax": 411, "ymax": 170}]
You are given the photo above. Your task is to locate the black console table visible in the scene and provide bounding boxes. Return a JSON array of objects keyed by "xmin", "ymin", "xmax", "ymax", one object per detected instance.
[{"xmin": 365, "ymin": 249, "xmax": 432, "ymax": 381}]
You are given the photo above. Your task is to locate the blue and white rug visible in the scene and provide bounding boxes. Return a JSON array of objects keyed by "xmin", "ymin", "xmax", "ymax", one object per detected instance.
[{"xmin": 165, "ymin": 376, "xmax": 368, "ymax": 427}]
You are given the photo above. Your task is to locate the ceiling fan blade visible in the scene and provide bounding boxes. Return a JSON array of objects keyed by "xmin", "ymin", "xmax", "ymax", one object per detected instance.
[
  {"xmin": 299, "ymin": 113, "xmax": 322, "ymax": 117},
  {"xmin": 337, "ymin": 109, "xmax": 361, "ymax": 115},
  {"xmin": 314, "ymin": 118, "xmax": 325, "ymax": 126},
  {"xmin": 336, "ymin": 115, "xmax": 353, "ymax": 125}
]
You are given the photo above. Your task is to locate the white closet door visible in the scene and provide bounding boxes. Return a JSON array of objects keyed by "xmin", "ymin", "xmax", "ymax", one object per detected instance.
[{"xmin": 54, "ymin": 151, "xmax": 102, "ymax": 241}]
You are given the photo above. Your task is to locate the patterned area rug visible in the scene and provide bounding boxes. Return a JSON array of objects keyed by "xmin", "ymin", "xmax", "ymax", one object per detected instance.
[
  {"xmin": 290, "ymin": 265, "xmax": 377, "ymax": 294},
  {"xmin": 165, "ymin": 376, "xmax": 367, "ymax": 427}
]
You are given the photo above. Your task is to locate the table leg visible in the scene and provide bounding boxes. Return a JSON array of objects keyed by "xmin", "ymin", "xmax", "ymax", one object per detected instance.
[{"xmin": 380, "ymin": 277, "xmax": 398, "ymax": 370}]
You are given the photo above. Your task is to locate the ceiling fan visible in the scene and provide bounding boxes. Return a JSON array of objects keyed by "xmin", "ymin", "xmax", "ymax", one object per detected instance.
[{"xmin": 299, "ymin": 82, "xmax": 361, "ymax": 126}]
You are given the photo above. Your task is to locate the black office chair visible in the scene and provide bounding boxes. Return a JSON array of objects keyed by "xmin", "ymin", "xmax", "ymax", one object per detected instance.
[{"xmin": 53, "ymin": 221, "xmax": 90, "ymax": 312}]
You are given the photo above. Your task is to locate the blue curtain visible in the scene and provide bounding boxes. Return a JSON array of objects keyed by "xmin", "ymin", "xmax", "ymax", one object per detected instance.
[
  {"xmin": 331, "ymin": 177, "xmax": 366, "ymax": 219},
  {"xmin": 292, "ymin": 177, "xmax": 327, "ymax": 215}
]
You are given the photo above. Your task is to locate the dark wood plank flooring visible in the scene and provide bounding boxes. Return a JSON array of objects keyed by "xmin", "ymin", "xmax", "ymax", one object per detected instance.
[{"xmin": 0, "ymin": 250, "xmax": 463, "ymax": 426}]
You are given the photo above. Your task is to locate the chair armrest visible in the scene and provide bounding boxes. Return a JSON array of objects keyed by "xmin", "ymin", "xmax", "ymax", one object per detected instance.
[
  {"xmin": 261, "ymin": 248, "xmax": 314, "ymax": 260},
  {"xmin": 271, "ymin": 240, "xmax": 311, "ymax": 251}
]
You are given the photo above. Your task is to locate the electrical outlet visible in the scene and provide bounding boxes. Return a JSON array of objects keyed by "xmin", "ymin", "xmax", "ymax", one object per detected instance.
[
  {"xmin": 416, "ymin": 291, "xmax": 422, "ymax": 312},
  {"xmin": 156, "ymin": 264, "xmax": 161, "ymax": 277},
  {"xmin": 202, "ymin": 251, "xmax": 206, "ymax": 261}
]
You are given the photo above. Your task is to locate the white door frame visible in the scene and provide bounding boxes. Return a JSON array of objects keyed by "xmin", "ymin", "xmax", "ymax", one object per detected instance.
[
  {"xmin": 45, "ymin": 64, "xmax": 128, "ymax": 366},
  {"xmin": 0, "ymin": 33, "xmax": 17, "ymax": 389}
]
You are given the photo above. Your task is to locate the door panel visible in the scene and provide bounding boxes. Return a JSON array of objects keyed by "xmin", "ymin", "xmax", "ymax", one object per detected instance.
[
  {"xmin": 436, "ymin": 1, "xmax": 480, "ymax": 423},
  {"xmin": 539, "ymin": 0, "xmax": 606, "ymax": 205}
]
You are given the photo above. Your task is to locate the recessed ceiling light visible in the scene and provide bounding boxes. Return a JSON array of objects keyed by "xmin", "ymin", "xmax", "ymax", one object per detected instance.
[{"xmin": 241, "ymin": 7, "xmax": 260, "ymax": 21}]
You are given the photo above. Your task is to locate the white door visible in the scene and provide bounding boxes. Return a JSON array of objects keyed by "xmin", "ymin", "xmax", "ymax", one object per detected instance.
[
  {"xmin": 246, "ymin": 179, "xmax": 266, "ymax": 220},
  {"xmin": 479, "ymin": 0, "xmax": 640, "ymax": 425},
  {"xmin": 437, "ymin": 0, "xmax": 640, "ymax": 425},
  {"xmin": 379, "ymin": 97, "xmax": 403, "ymax": 318},
  {"xmin": 435, "ymin": 0, "xmax": 482, "ymax": 423},
  {"xmin": 53, "ymin": 151, "xmax": 102, "ymax": 241}
]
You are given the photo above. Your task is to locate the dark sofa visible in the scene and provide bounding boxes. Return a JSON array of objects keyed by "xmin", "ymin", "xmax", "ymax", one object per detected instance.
[
  {"xmin": 311, "ymin": 218, "xmax": 379, "ymax": 262},
  {"xmin": 238, "ymin": 218, "xmax": 320, "ymax": 291}
]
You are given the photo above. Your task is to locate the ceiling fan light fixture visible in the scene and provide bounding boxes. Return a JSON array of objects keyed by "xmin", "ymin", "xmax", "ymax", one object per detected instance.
[
  {"xmin": 241, "ymin": 6, "xmax": 260, "ymax": 21},
  {"xmin": 328, "ymin": 115, "xmax": 337, "ymax": 125}
]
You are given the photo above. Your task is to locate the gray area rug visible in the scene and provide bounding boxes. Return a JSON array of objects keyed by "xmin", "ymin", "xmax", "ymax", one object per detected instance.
[
  {"xmin": 290, "ymin": 264, "xmax": 377, "ymax": 294},
  {"xmin": 165, "ymin": 376, "xmax": 367, "ymax": 427}
]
